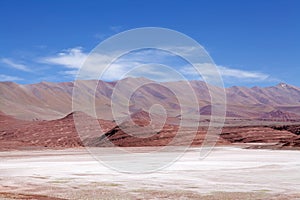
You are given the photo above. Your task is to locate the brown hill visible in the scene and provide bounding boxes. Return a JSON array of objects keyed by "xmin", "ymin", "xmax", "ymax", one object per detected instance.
[
  {"xmin": 0, "ymin": 112, "xmax": 115, "ymax": 150},
  {"xmin": 260, "ymin": 110, "xmax": 299, "ymax": 121}
]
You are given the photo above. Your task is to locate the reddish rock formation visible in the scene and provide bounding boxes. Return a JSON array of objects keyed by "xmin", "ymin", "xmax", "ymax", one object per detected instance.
[
  {"xmin": 1, "ymin": 110, "xmax": 300, "ymax": 150},
  {"xmin": 221, "ymin": 126, "xmax": 298, "ymax": 143},
  {"xmin": 0, "ymin": 112, "xmax": 115, "ymax": 150}
]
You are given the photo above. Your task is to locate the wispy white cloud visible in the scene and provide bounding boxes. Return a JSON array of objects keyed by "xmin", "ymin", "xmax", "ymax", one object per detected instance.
[
  {"xmin": 1, "ymin": 58, "xmax": 31, "ymax": 72},
  {"xmin": 218, "ymin": 66, "xmax": 269, "ymax": 80},
  {"xmin": 39, "ymin": 47, "xmax": 165, "ymax": 81},
  {"xmin": 113, "ymin": 64, "xmax": 186, "ymax": 82},
  {"xmin": 39, "ymin": 47, "xmax": 123, "ymax": 80},
  {"xmin": 39, "ymin": 47, "xmax": 271, "ymax": 83},
  {"xmin": 39, "ymin": 47, "xmax": 87, "ymax": 69},
  {"xmin": 180, "ymin": 63, "xmax": 269, "ymax": 82},
  {"xmin": 0, "ymin": 74, "xmax": 23, "ymax": 81}
]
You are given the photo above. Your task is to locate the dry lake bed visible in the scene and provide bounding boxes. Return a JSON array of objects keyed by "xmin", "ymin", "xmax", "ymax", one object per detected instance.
[{"xmin": 1, "ymin": 146, "xmax": 300, "ymax": 199}]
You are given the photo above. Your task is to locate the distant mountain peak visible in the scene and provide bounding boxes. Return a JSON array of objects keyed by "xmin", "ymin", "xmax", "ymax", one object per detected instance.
[{"xmin": 277, "ymin": 82, "xmax": 289, "ymax": 88}]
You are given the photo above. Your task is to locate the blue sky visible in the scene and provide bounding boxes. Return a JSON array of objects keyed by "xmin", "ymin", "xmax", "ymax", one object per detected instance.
[{"xmin": 0, "ymin": 0, "xmax": 299, "ymax": 87}]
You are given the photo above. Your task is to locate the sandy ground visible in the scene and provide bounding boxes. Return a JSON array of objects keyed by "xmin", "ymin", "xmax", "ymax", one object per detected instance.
[{"xmin": 0, "ymin": 146, "xmax": 300, "ymax": 199}]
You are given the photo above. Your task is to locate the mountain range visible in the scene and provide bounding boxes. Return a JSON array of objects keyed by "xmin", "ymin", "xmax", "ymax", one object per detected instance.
[
  {"xmin": 1, "ymin": 78, "xmax": 300, "ymax": 150},
  {"xmin": 1, "ymin": 78, "xmax": 300, "ymax": 121}
]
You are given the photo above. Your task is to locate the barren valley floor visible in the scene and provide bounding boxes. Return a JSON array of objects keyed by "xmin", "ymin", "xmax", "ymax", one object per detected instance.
[{"xmin": 0, "ymin": 146, "xmax": 300, "ymax": 199}]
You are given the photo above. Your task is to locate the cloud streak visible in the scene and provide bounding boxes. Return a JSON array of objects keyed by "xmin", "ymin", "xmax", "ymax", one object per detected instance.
[
  {"xmin": 1, "ymin": 58, "xmax": 31, "ymax": 72},
  {"xmin": 180, "ymin": 64, "xmax": 269, "ymax": 82},
  {"xmin": 40, "ymin": 47, "xmax": 87, "ymax": 69},
  {"xmin": 0, "ymin": 74, "xmax": 23, "ymax": 81},
  {"xmin": 218, "ymin": 66, "xmax": 269, "ymax": 80}
]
